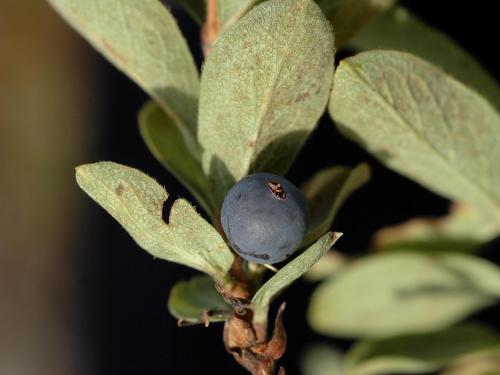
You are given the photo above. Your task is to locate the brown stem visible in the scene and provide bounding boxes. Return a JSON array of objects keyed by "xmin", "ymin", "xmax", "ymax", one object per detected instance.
[
  {"xmin": 222, "ymin": 302, "xmax": 287, "ymax": 375},
  {"xmin": 201, "ymin": 0, "xmax": 220, "ymax": 58},
  {"xmin": 219, "ymin": 253, "xmax": 287, "ymax": 374}
]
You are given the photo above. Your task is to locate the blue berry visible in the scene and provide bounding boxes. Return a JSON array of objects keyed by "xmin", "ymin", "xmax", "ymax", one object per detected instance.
[{"xmin": 221, "ymin": 173, "xmax": 308, "ymax": 264}]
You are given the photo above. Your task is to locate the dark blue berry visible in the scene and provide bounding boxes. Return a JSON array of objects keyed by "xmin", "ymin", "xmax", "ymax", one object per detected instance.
[{"xmin": 221, "ymin": 173, "xmax": 308, "ymax": 264}]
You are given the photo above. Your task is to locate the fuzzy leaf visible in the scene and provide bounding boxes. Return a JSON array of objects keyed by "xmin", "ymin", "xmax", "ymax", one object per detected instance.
[
  {"xmin": 199, "ymin": 0, "xmax": 335, "ymax": 206},
  {"xmin": 252, "ymin": 232, "xmax": 342, "ymax": 323},
  {"xmin": 139, "ymin": 101, "xmax": 214, "ymax": 218},
  {"xmin": 308, "ymin": 252, "xmax": 500, "ymax": 338},
  {"xmin": 168, "ymin": 275, "xmax": 231, "ymax": 324},
  {"xmin": 317, "ymin": 0, "xmax": 395, "ymax": 49},
  {"xmin": 75, "ymin": 162, "xmax": 233, "ymax": 281},
  {"xmin": 330, "ymin": 51, "xmax": 500, "ymax": 225},
  {"xmin": 373, "ymin": 203, "xmax": 499, "ymax": 254},
  {"xmin": 217, "ymin": 0, "xmax": 260, "ymax": 32},
  {"xmin": 345, "ymin": 324, "xmax": 500, "ymax": 375},
  {"xmin": 350, "ymin": 7, "xmax": 500, "ymax": 111},
  {"xmin": 48, "ymin": 0, "xmax": 200, "ymax": 150},
  {"xmin": 302, "ymin": 163, "xmax": 370, "ymax": 246}
]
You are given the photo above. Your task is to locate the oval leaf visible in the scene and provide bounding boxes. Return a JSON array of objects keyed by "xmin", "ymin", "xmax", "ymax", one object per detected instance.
[
  {"xmin": 350, "ymin": 6, "xmax": 500, "ymax": 111},
  {"xmin": 217, "ymin": 0, "xmax": 260, "ymax": 32},
  {"xmin": 308, "ymin": 252, "xmax": 500, "ymax": 338},
  {"xmin": 139, "ymin": 101, "xmax": 214, "ymax": 218},
  {"xmin": 373, "ymin": 203, "xmax": 499, "ymax": 254},
  {"xmin": 48, "ymin": 0, "xmax": 200, "ymax": 149},
  {"xmin": 252, "ymin": 232, "xmax": 342, "ymax": 323},
  {"xmin": 199, "ymin": 0, "xmax": 335, "ymax": 205},
  {"xmin": 345, "ymin": 324, "xmax": 500, "ymax": 375},
  {"xmin": 75, "ymin": 162, "xmax": 233, "ymax": 281},
  {"xmin": 329, "ymin": 51, "xmax": 500, "ymax": 225},
  {"xmin": 168, "ymin": 275, "xmax": 231, "ymax": 324},
  {"xmin": 317, "ymin": 0, "xmax": 395, "ymax": 49},
  {"xmin": 302, "ymin": 163, "xmax": 370, "ymax": 246}
]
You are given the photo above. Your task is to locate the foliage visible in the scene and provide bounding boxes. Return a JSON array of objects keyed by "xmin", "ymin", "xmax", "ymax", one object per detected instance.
[{"xmin": 49, "ymin": 0, "xmax": 500, "ymax": 373}]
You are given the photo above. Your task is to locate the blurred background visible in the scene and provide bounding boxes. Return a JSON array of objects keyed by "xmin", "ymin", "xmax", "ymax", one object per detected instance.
[{"xmin": 1, "ymin": 1, "xmax": 500, "ymax": 374}]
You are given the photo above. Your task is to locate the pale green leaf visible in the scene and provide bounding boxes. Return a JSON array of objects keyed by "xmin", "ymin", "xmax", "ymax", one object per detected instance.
[
  {"xmin": 168, "ymin": 274, "xmax": 231, "ymax": 324},
  {"xmin": 301, "ymin": 344, "xmax": 345, "ymax": 375},
  {"xmin": 139, "ymin": 101, "xmax": 214, "ymax": 218},
  {"xmin": 329, "ymin": 50, "xmax": 500, "ymax": 225},
  {"xmin": 199, "ymin": 0, "xmax": 335, "ymax": 206},
  {"xmin": 317, "ymin": 0, "xmax": 395, "ymax": 49},
  {"xmin": 373, "ymin": 203, "xmax": 499, "ymax": 253},
  {"xmin": 304, "ymin": 250, "xmax": 348, "ymax": 282},
  {"xmin": 308, "ymin": 252, "xmax": 500, "ymax": 338},
  {"xmin": 345, "ymin": 324, "xmax": 500, "ymax": 375},
  {"xmin": 302, "ymin": 163, "xmax": 370, "ymax": 246},
  {"xmin": 252, "ymin": 232, "xmax": 342, "ymax": 323},
  {"xmin": 217, "ymin": 0, "xmax": 260, "ymax": 32},
  {"xmin": 75, "ymin": 162, "xmax": 233, "ymax": 281},
  {"xmin": 48, "ymin": 0, "xmax": 200, "ymax": 150},
  {"xmin": 350, "ymin": 6, "xmax": 500, "ymax": 111}
]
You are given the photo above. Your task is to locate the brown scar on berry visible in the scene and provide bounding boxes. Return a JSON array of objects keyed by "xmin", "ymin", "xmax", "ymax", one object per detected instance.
[{"xmin": 268, "ymin": 181, "xmax": 287, "ymax": 200}]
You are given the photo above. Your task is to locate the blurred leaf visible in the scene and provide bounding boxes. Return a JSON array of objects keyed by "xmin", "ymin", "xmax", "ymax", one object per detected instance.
[
  {"xmin": 199, "ymin": 0, "xmax": 335, "ymax": 206},
  {"xmin": 350, "ymin": 6, "xmax": 500, "ymax": 111},
  {"xmin": 175, "ymin": 0, "xmax": 206, "ymax": 24},
  {"xmin": 75, "ymin": 162, "xmax": 233, "ymax": 281},
  {"xmin": 139, "ymin": 101, "xmax": 214, "ymax": 218},
  {"xmin": 345, "ymin": 324, "xmax": 500, "ymax": 375},
  {"xmin": 48, "ymin": 0, "xmax": 200, "ymax": 151},
  {"xmin": 442, "ymin": 350, "xmax": 500, "ymax": 375},
  {"xmin": 301, "ymin": 344, "xmax": 345, "ymax": 375},
  {"xmin": 252, "ymin": 232, "xmax": 342, "ymax": 323},
  {"xmin": 317, "ymin": 0, "xmax": 396, "ymax": 49},
  {"xmin": 308, "ymin": 252, "xmax": 500, "ymax": 338},
  {"xmin": 168, "ymin": 274, "xmax": 231, "ymax": 324},
  {"xmin": 302, "ymin": 163, "xmax": 370, "ymax": 246},
  {"xmin": 373, "ymin": 203, "xmax": 499, "ymax": 253},
  {"xmin": 304, "ymin": 251, "xmax": 348, "ymax": 282},
  {"xmin": 330, "ymin": 51, "xmax": 500, "ymax": 225}
]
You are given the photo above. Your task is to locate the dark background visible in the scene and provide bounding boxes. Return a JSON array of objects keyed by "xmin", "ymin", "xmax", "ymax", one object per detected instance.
[{"xmin": 64, "ymin": 2, "xmax": 500, "ymax": 374}]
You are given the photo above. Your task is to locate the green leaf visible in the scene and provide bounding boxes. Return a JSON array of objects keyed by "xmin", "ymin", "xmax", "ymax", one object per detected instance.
[
  {"xmin": 252, "ymin": 232, "xmax": 342, "ymax": 323},
  {"xmin": 345, "ymin": 324, "xmax": 500, "ymax": 375},
  {"xmin": 217, "ymin": 0, "xmax": 260, "ymax": 32},
  {"xmin": 317, "ymin": 0, "xmax": 396, "ymax": 49},
  {"xmin": 75, "ymin": 162, "xmax": 233, "ymax": 281},
  {"xmin": 176, "ymin": 0, "xmax": 261, "ymax": 34},
  {"xmin": 329, "ymin": 50, "xmax": 500, "ymax": 225},
  {"xmin": 48, "ymin": 0, "xmax": 200, "ymax": 150},
  {"xmin": 308, "ymin": 252, "xmax": 500, "ymax": 338},
  {"xmin": 304, "ymin": 251, "xmax": 348, "ymax": 282},
  {"xmin": 350, "ymin": 6, "xmax": 500, "ymax": 111},
  {"xmin": 301, "ymin": 344, "xmax": 345, "ymax": 375},
  {"xmin": 139, "ymin": 101, "xmax": 214, "ymax": 218},
  {"xmin": 373, "ymin": 203, "xmax": 499, "ymax": 254},
  {"xmin": 199, "ymin": 0, "xmax": 335, "ymax": 206},
  {"xmin": 168, "ymin": 274, "xmax": 231, "ymax": 324},
  {"xmin": 175, "ymin": 0, "xmax": 206, "ymax": 24},
  {"xmin": 302, "ymin": 163, "xmax": 370, "ymax": 246}
]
